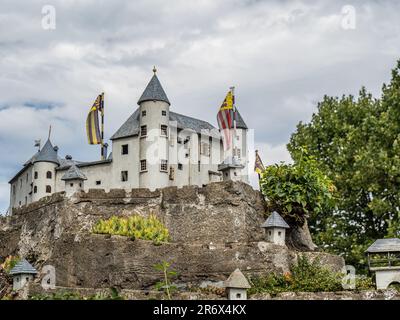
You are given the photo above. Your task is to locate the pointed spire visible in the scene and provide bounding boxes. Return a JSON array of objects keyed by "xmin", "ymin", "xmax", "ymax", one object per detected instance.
[
  {"xmin": 137, "ymin": 68, "xmax": 170, "ymax": 105},
  {"xmin": 33, "ymin": 139, "xmax": 59, "ymax": 165},
  {"xmin": 261, "ymin": 211, "xmax": 290, "ymax": 229}
]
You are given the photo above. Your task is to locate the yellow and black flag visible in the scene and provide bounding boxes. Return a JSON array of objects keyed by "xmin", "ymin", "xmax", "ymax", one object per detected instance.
[
  {"xmin": 254, "ymin": 150, "xmax": 265, "ymax": 175},
  {"xmin": 86, "ymin": 94, "xmax": 104, "ymax": 145}
]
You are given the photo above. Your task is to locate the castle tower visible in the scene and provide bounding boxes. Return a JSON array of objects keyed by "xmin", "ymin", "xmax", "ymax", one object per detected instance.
[
  {"xmin": 31, "ymin": 139, "xmax": 59, "ymax": 202},
  {"xmin": 61, "ymin": 164, "xmax": 87, "ymax": 197},
  {"xmin": 138, "ymin": 67, "xmax": 171, "ymax": 190},
  {"xmin": 219, "ymin": 108, "xmax": 249, "ymax": 183}
]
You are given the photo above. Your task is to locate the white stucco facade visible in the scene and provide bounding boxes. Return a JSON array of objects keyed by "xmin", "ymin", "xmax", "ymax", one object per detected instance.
[{"xmin": 8, "ymin": 72, "xmax": 250, "ymax": 212}]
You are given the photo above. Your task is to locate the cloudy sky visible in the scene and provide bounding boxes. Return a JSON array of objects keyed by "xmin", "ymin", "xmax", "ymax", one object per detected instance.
[{"xmin": 1, "ymin": 0, "xmax": 400, "ymax": 213}]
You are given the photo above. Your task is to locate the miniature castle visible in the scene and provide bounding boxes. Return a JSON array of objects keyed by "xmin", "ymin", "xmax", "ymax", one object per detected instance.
[{"xmin": 8, "ymin": 70, "xmax": 249, "ymax": 212}]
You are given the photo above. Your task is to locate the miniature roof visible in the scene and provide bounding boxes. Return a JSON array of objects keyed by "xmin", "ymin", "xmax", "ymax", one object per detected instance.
[
  {"xmin": 224, "ymin": 269, "xmax": 251, "ymax": 289},
  {"xmin": 110, "ymin": 108, "xmax": 219, "ymax": 140},
  {"xmin": 366, "ymin": 238, "xmax": 400, "ymax": 253},
  {"xmin": 235, "ymin": 108, "xmax": 248, "ymax": 130},
  {"xmin": 61, "ymin": 163, "xmax": 87, "ymax": 181},
  {"xmin": 261, "ymin": 211, "xmax": 290, "ymax": 229},
  {"xmin": 137, "ymin": 74, "xmax": 170, "ymax": 105},
  {"xmin": 33, "ymin": 139, "xmax": 59, "ymax": 165},
  {"xmin": 9, "ymin": 259, "xmax": 37, "ymax": 275}
]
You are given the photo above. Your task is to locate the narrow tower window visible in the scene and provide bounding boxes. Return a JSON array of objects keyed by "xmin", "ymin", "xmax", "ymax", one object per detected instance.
[
  {"xmin": 141, "ymin": 125, "xmax": 147, "ymax": 137},
  {"xmin": 33, "ymin": 186, "xmax": 37, "ymax": 193},
  {"xmin": 142, "ymin": 110, "xmax": 146, "ymax": 117},
  {"xmin": 121, "ymin": 171, "xmax": 128, "ymax": 182},
  {"xmin": 140, "ymin": 160, "xmax": 147, "ymax": 172},
  {"xmin": 121, "ymin": 144, "xmax": 129, "ymax": 155},
  {"xmin": 162, "ymin": 110, "xmax": 167, "ymax": 116},
  {"xmin": 45, "ymin": 185, "xmax": 51, "ymax": 193},
  {"xmin": 161, "ymin": 125, "xmax": 168, "ymax": 137},
  {"xmin": 34, "ymin": 171, "xmax": 38, "ymax": 179},
  {"xmin": 46, "ymin": 171, "xmax": 52, "ymax": 179}
]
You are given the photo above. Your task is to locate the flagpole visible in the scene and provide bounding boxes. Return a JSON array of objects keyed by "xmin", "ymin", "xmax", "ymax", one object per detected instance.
[
  {"xmin": 101, "ymin": 92, "xmax": 105, "ymax": 160},
  {"xmin": 230, "ymin": 86, "xmax": 237, "ymax": 164}
]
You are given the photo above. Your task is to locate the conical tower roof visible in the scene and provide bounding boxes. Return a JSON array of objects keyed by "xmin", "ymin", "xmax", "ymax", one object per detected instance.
[
  {"xmin": 33, "ymin": 139, "xmax": 59, "ymax": 165},
  {"xmin": 61, "ymin": 163, "xmax": 87, "ymax": 181},
  {"xmin": 9, "ymin": 259, "xmax": 37, "ymax": 275},
  {"xmin": 261, "ymin": 211, "xmax": 290, "ymax": 229},
  {"xmin": 137, "ymin": 71, "xmax": 170, "ymax": 105},
  {"xmin": 224, "ymin": 269, "xmax": 251, "ymax": 289}
]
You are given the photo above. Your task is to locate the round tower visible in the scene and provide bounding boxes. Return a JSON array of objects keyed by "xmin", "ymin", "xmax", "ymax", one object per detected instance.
[
  {"xmin": 31, "ymin": 139, "xmax": 59, "ymax": 202},
  {"xmin": 138, "ymin": 67, "xmax": 171, "ymax": 190}
]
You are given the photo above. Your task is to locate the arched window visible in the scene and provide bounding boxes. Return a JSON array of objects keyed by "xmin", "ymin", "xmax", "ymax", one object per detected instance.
[
  {"xmin": 46, "ymin": 171, "xmax": 52, "ymax": 179},
  {"xmin": 33, "ymin": 186, "xmax": 37, "ymax": 193},
  {"xmin": 45, "ymin": 185, "xmax": 51, "ymax": 193}
]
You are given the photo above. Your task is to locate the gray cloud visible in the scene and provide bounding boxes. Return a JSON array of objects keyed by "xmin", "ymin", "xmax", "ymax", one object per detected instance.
[{"xmin": 1, "ymin": 0, "xmax": 400, "ymax": 213}]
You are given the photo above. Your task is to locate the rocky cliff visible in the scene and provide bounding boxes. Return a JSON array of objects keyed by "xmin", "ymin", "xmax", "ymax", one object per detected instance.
[{"xmin": 0, "ymin": 181, "xmax": 344, "ymax": 291}]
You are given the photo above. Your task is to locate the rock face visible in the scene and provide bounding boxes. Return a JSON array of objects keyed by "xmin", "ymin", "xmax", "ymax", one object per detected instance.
[{"xmin": 0, "ymin": 181, "xmax": 344, "ymax": 290}]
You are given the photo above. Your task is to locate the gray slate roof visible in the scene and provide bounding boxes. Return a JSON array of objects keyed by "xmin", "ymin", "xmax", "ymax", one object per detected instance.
[
  {"xmin": 261, "ymin": 211, "xmax": 290, "ymax": 229},
  {"xmin": 33, "ymin": 139, "xmax": 59, "ymax": 165},
  {"xmin": 235, "ymin": 109, "xmax": 248, "ymax": 129},
  {"xmin": 224, "ymin": 269, "xmax": 251, "ymax": 289},
  {"xmin": 61, "ymin": 163, "xmax": 87, "ymax": 181},
  {"xmin": 366, "ymin": 238, "xmax": 400, "ymax": 253},
  {"xmin": 9, "ymin": 259, "xmax": 37, "ymax": 275},
  {"xmin": 137, "ymin": 74, "xmax": 170, "ymax": 105},
  {"xmin": 111, "ymin": 108, "xmax": 220, "ymax": 140}
]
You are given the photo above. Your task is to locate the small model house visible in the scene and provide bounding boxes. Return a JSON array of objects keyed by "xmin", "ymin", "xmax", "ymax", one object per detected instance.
[
  {"xmin": 261, "ymin": 211, "xmax": 290, "ymax": 246},
  {"xmin": 224, "ymin": 268, "xmax": 251, "ymax": 300},
  {"xmin": 61, "ymin": 163, "xmax": 87, "ymax": 197},
  {"xmin": 366, "ymin": 238, "xmax": 400, "ymax": 290},
  {"xmin": 9, "ymin": 259, "xmax": 37, "ymax": 291}
]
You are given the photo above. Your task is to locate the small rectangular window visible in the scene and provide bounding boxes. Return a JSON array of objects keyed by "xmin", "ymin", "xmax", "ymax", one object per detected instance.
[
  {"xmin": 160, "ymin": 125, "xmax": 168, "ymax": 137},
  {"xmin": 160, "ymin": 160, "xmax": 168, "ymax": 172},
  {"xmin": 34, "ymin": 172, "xmax": 38, "ymax": 179},
  {"xmin": 198, "ymin": 161, "xmax": 201, "ymax": 172},
  {"xmin": 141, "ymin": 125, "xmax": 147, "ymax": 137},
  {"xmin": 162, "ymin": 110, "xmax": 167, "ymax": 116},
  {"xmin": 178, "ymin": 163, "xmax": 183, "ymax": 170},
  {"xmin": 121, "ymin": 144, "xmax": 129, "ymax": 155},
  {"xmin": 121, "ymin": 171, "xmax": 128, "ymax": 182},
  {"xmin": 96, "ymin": 180, "xmax": 101, "ymax": 185},
  {"xmin": 142, "ymin": 110, "xmax": 146, "ymax": 117},
  {"xmin": 140, "ymin": 160, "xmax": 147, "ymax": 172}
]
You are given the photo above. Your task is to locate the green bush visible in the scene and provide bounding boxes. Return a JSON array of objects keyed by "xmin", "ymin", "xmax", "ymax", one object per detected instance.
[
  {"xmin": 0, "ymin": 256, "xmax": 20, "ymax": 273},
  {"xmin": 248, "ymin": 255, "xmax": 343, "ymax": 295},
  {"xmin": 92, "ymin": 214, "xmax": 170, "ymax": 243}
]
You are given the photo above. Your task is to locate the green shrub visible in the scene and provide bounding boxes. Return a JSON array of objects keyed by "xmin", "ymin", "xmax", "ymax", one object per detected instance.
[
  {"xmin": 0, "ymin": 256, "xmax": 20, "ymax": 273},
  {"xmin": 92, "ymin": 214, "xmax": 170, "ymax": 243},
  {"xmin": 248, "ymin": 255, "xmax": 342, "ymax": 295}
]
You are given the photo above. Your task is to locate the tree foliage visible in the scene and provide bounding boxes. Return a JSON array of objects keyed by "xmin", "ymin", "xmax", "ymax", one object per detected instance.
[
  {"xmin": 259, "ymin": 150, "xmax": 336, "ymax": 226},
  {"xmin": 288, "ymin": 60, "xmax": 400, "ymax": 270}
]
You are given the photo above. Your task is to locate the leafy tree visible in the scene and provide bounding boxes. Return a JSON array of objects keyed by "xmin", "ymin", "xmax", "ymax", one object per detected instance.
[
  {"xmin": 288, "ymin": 60, "xmax": 400, "ymax": 271},
  {"xmin": 259, "ymin": 149, "xmax": 336, "ymax": 227}
]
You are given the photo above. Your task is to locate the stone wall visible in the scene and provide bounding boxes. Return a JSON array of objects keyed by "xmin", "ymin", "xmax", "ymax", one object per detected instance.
[{"xmin": 0, "ymin": 181, "xmax": 344, "ymax": 291}]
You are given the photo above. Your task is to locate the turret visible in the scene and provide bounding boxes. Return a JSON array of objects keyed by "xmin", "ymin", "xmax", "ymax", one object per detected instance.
[
  {"xmin": 138, "ymin": 67, "xmax": 171, "ymax": 190},
  {"xmin": 61, "ymin": 163, "xmax": 87, "ymax": 197},
  {"xmin": 31, "ymin": 139, "xmax": 59, "ymax": 202}
]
